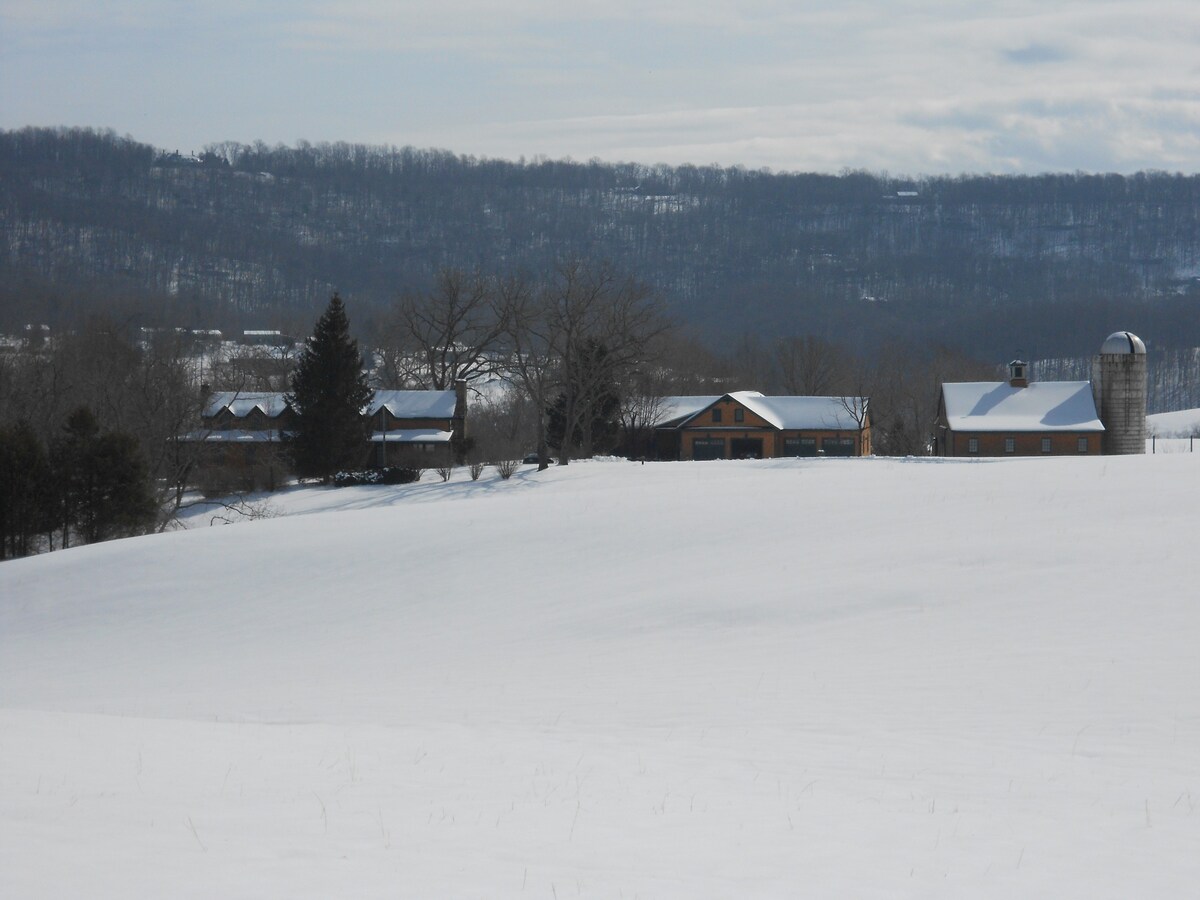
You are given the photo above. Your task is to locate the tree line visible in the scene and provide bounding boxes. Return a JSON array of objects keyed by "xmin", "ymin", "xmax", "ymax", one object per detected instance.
[
  {"xmin": 372, "ymin": 261, "xmax": 995, "ymax": 463},
  {"xmin": 0, "ymin": 408, "xmax": 157, "ymax": 559},
  {"xmin": 0, "ymin": 252, "xmax": 1186, "ymax": 560}
]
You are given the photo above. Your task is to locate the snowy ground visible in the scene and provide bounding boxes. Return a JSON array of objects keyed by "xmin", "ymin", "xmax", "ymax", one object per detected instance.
[{"xmin": 3, "ymin": 453, "xmax": 1200, "ymax": 898}]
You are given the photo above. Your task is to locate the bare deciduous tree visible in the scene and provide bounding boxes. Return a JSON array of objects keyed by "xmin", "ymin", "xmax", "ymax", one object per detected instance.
[
  {"xmin": 532, "ymin": 259, "xmax": 669, "ymax": 466},
  {"xmin": 380, "ymin": 268, "xmax": 507, "ymax": 389},
  {"xmin": 497, "ymin": 272, "xmax": 557, "ymax": 471},
  {"xmin": 775, "ymin": 334, "xmax": 845, "ymax": 395}
]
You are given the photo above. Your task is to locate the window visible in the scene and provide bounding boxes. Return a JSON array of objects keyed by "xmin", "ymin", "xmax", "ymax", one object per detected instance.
[
  {"xmin": 967, "ymin": 437, "xmax": 979, "ymax": 454},
  {"xmin": 1077, "ymin": 436, "xmax": 1089, "ymax": 453},
  {"xmin": 1041, "ymin": 437, "xmax": 1052, "ymax": 454},
  {"xmin": 1004, "ymin": 437, "xmax": 1015, "ymax": 454},
  {"xmin": 734, "ymin": 407, "xmax": 744, "ymax": 423},
  {"xmin": 712, "ymin": 408, "xmax": 723, "ymax": 423}
]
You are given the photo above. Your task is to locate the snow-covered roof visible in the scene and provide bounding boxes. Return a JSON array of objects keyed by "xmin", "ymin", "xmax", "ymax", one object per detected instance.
[
  {"xmin": 659, "ymin": 392, "xmax": 867, "ymax": 431},
  {"xmin": 941, "ymin": 381, "xmax": 1104, "ymax": 432},
  {"xmin": 204, "ymin": 389, "xmax": 458, "ymax": 421},
  {"xmin": 369, "ymin": 429, "xmax": 453, "ymax": 444},
  {"xmin": 204, "ymin": 392, "xmax": 291, "ymax": 419},
  {"xmin": 368, "ymin": 390, "xmax": 457, "ymax": 420},
  {"xmin": 656, "ymin": 396, "xmax": 723, "ymax": 426},
  {"xmin": 735, "ymin": 393, "xmax": 866, "ymax": 431},
  {"xmin": 179, "ymin": 429, "xmax": 288, "ymax": 443}
]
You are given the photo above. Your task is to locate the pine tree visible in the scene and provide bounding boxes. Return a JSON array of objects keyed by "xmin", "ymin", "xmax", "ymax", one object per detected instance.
[{"xmin": 288, "ymin": 293, "xmax": 374, "ymax": 483}]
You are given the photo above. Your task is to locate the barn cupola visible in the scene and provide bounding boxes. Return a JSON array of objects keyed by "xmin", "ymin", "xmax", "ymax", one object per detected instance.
[{"xmin": 1008, "ymin": 357, "xmax": 1029, "ymax": 388}]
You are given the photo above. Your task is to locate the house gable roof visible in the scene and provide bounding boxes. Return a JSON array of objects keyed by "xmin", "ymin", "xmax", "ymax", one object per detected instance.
[
  {"xmin": 204, "ymin": 392, "xmax": 292, "ymax": 419},
  {"xmin": 656, "ymin": 396, "xmax": 724, "ymax": 427},
  {"xmin": 940, "ymin": 381, "xmax": 1104, "ymax": 433},
  {"xmin": 368, "ymin": 390, "xmax": 457, "ymax": 420},
  {"xmin": 740, "ymin": 394, "xmax": 866, "ymax": 431},
  {"xmin": 203, "ymin": 389, "xmax": 458, "ymax": 421}
]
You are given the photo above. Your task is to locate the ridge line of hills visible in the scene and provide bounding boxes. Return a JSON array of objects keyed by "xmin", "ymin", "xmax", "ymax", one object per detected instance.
[{"xmin": 3, "ymin": 126, "xmax": 1200, "ymax": 364}]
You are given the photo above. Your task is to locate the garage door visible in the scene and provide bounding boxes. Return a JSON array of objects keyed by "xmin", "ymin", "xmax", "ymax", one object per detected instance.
[{"xmin": 691, "ymin": 437, "xmax": 726, "ymax": 460}]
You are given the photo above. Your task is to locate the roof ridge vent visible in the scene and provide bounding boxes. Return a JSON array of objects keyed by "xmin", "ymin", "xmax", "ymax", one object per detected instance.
[{"xmin": 1008, "ymin": 357, "xmax": 1028, "ymax": 388}]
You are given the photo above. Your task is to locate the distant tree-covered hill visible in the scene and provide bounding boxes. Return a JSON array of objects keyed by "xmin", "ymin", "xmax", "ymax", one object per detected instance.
[{"xmin": 3, "ymin": 126, "xmax": 1200, "ymax": 361}]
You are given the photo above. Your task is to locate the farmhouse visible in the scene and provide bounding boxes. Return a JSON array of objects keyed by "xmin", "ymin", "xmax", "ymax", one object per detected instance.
[
  {"xmin": 183, "ymin": 382, "xmax": 468, "ymax": 489},
  {"xmin": 654, "ymin": 391, "xmax": 870, "ymax": 460},
  {"xmin": 187, "ymin": 391, "xmax": 296, "ymax": 489},
  {"xmin": 368, "ymin": 385, "xmax": 467, "ymax": 467},
  {"xmin": 933, "ymin": 332, "xmax": 1147, "ymax": 457}
]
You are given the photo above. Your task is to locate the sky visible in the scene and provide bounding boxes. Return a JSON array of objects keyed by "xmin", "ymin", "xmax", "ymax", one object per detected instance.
[{"xmin": 3, "ymin": 1, "xmax": 1200, "ymax": 175}]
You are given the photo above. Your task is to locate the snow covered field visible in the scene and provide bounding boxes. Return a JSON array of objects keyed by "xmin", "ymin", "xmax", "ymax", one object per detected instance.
[{"xmin": 3, "ymin": 454, "xmax": 1199, "ymax": 898}]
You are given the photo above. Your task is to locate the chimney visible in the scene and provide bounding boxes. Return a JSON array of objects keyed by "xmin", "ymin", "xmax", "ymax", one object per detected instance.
[
  {"xmin": 454, "ymin": 378, "xmax": 467, "ymax": 414},
  {"xmin": 453, "ymin": 378, "xmax": 468, "ymax": 437}
]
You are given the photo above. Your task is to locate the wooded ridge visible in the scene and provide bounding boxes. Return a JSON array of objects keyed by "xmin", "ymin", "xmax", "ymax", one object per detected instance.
[{"xmin": 4, "ymin": 126, "xmax": 1200, "ymax": 362}]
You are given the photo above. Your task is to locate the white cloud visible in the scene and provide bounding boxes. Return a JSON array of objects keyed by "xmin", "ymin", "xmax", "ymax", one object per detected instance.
[{"xmin": 3, "ymin": 1, "xmax": 1200, "ymax": 173}]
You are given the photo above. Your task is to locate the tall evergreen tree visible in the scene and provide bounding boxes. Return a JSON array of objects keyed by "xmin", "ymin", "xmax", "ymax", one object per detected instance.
[{"xmin": 288, "ymin": 293, "xmax": 373, "ymax": 483}]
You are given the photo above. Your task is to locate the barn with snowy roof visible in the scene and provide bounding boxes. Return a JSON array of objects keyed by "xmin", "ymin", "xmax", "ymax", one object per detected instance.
[
  {"xmin": 654, "ymin": 391, "xmax": 870, "ymax": 460},
  {"xmin": 932, "ymin": 332, "xmax": 1147, "ymax": 457}
]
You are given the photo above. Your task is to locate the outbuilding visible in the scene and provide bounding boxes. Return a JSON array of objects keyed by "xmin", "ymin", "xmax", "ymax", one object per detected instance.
[
  {"xmin": 933, "ymin": 359, "xmax": 1104, "ymax": 456},
  {"xmin": 654, "ymin": 391, "xmax": 870, "ymax": 460}
]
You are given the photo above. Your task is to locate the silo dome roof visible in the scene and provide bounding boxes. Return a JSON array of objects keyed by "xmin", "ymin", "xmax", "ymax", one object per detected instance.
[{"xmin": 1101, "ymin": 331, "xmax": 1146, "ymax": 354}]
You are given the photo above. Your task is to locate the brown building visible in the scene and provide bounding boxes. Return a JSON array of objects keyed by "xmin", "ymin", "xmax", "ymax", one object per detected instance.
[
  {"xmin": 368, "ymin": 384, "xmax": 467, "ymax": 467},
  {"xmin": 183, "ymin": 383, "xmax": 468, "ymax": 489},
  {"xmin": 654, "ymin": 391, "xmax": 870, "ymax": 460},
  {"xmin": 182, "ymin": 391, "xmax": 296, "ymax": 491},
  {"xmin": 932, "ymin": 360, "xmax": 1104, "ymax": 457}
]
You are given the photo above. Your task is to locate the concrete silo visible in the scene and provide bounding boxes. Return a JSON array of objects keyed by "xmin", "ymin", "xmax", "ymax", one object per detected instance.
[{"xmin": 1093, "ymin": 331, "xmax": 1147, "ymax": 454}]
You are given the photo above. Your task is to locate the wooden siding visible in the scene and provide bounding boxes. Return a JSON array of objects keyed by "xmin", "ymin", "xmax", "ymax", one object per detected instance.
[
  {"xmin": 694, "ymin": 398, "xmax": 775, "ymax": 430},
  {"xmin": 373, "ymin": 411, "xmax": 454, "ymax": 432},
  {"xmin": 939, "ymin": 430, "xmax": 1101, "ymax": 457},
  {"xmin": 373, "ymin": 441, "xmax": 453, "ymax": 467},
  {"xmin": 207, "ymin": 408, "xmax": 294, "ymax": 431}
]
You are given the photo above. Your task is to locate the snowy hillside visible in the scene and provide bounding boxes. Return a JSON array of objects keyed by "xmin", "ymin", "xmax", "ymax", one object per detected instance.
[
  {"xmin": 3, "ymin": 457, "xmax": 1200, "ymax": 898},
  {"xmin": 1148, "ymin": 407, "xmax": 1200, "ymax": 437}
]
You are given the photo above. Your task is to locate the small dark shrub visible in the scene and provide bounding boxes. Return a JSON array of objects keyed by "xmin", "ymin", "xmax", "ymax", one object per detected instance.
[
  {"xmin": 381, "ymin": 466, "xmax": 421, "ymax": 485},
  {"xmin": 468, "ymin": 461, "xmax": 485, "ymax": 480},
  {"xmin": 494, "ymin": 458, "xmax": 519, "ymax": 480},
  {"xmin": 333, "ymin": 466, "xmax": 421, "ymax": 487}
]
